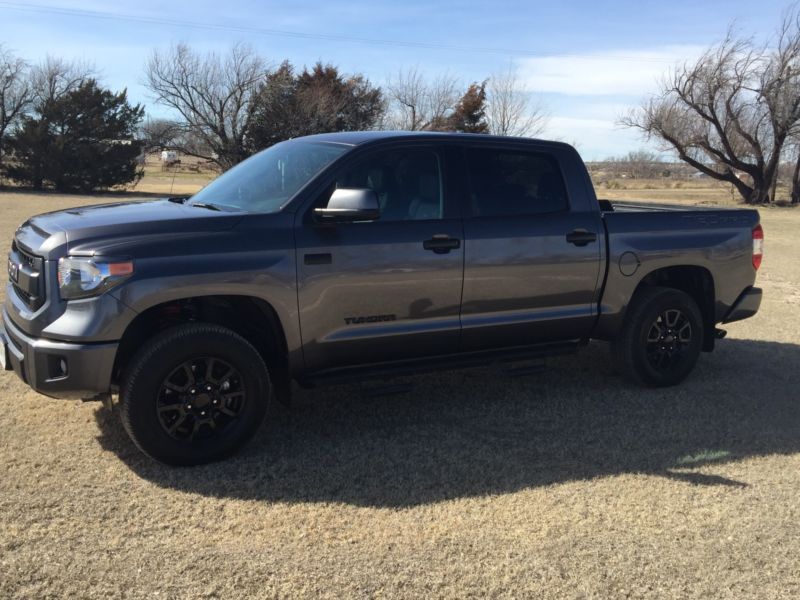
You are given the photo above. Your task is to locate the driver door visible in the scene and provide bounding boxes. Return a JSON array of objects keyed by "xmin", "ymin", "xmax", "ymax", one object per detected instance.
[{"xmin": 294, "ymin": 145, "xmax": 464, "ymax": 372}]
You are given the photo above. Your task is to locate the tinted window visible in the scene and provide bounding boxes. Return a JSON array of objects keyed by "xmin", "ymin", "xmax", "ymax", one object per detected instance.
[
  {"xmin": 330, "ymin": 148, "xmax": 444, "ymax": 221},
  {"xmin": 190, "ymin": 139, "xmax": 348, "ymax": 212},
  {"xmin": 465, "ymin": 148, "xmax": 568, "ymax": 216}
]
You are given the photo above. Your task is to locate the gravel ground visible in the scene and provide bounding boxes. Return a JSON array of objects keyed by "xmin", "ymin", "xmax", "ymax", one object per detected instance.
[{"xmin": 1, "ymin": 191, "xmax": 799, "ymax": 599}]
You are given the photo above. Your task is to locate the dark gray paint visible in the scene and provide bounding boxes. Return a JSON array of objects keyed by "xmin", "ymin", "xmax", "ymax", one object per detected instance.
[
  {"xmin": 1, "ymin": 131, "xmax": 762, "ymax": 398},
  {"xmin": 295, "ymin": 217, "xmax": 465, "ymax": 370},
  {"xmin": 594, "ymin": 205, "xmax": 759, "ymax": 338}
]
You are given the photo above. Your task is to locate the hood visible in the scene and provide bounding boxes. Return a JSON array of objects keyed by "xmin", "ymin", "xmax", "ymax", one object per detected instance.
[{"xmin": 16, "ymin": 199, "xmax": 243, "ymax": 258}]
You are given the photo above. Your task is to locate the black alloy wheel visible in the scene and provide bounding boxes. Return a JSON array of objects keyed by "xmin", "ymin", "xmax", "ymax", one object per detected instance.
[
  {"xmin": 156, "ymin": 357, "xmax": 247, "ymax": 442},
  {"xmin": 644, "ymin": 309, "xmax": 694, "ymax": 372},
  {"xmin": 613, "ymin": 286, "xmax": 704, "ymax": 387}
]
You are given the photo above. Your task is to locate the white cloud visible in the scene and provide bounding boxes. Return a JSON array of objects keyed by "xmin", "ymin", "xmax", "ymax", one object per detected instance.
[
  {"xmin": 548, "ymin": 116, "xmax": 615, "ymax": 135},
  {"xmin": 545, "ymin": 116, "xmax": 639, "ymax": 159},
  {"xmin": 515, "ymin": 46, "xmax": 709, "ymax": 158},
  {"xmin": 518, "ymin": 46, "xmax": 706, "ymax": 96}
]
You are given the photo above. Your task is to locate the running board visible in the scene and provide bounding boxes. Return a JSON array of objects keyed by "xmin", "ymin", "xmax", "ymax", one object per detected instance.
[{"xmin": 297, "ymin": 340, "xmax": 582, "ymax": 388}]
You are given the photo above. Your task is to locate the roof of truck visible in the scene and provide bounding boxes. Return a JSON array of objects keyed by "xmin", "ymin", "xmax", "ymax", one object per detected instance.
[{"xmin": 298, "ymin": 130, "xmax": 572, "ymax": 149}]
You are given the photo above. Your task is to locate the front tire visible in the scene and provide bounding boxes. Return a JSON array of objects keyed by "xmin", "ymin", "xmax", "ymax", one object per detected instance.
[
  {"xmin": 120, "ymin": 323, "xmax": 271, "ymax": 465},
  {"xmin": 613, "ymin": 286, "xmax": 704, "ymax": 387}
]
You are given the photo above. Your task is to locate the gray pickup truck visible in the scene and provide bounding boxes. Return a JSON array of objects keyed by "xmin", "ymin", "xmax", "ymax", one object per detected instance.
[{"xmin": 1, "ymin": 132, "xmax": 763, "ymax": 464}]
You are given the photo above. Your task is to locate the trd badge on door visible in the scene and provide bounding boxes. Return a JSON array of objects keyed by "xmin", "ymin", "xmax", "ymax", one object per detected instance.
[{"xmin": 344, "ymin": 314, "xmax": 397, "ymax": 325}]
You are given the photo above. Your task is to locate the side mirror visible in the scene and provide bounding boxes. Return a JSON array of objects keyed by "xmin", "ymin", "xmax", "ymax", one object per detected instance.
[{"xmin": 314, "ymin": 188, "xmax": 380, "ymax": 223}]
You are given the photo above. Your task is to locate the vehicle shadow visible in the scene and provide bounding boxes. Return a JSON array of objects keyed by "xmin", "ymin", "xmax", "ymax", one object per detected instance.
[{"xmin": 94, "ymin": 338, "xmax": 800, "ymax": 507}]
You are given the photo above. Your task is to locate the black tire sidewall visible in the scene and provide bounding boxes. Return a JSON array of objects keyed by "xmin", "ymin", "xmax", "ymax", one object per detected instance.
[
  {"xmin": 622, "ymin": 288, "xmax": 704, "ymax": 387},
  {"xmin": 121, "ymin": 324, "xmax": 271, "ymax": 465}
]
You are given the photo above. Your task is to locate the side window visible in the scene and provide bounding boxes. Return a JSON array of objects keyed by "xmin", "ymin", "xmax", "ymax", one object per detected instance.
[
  {"xmin": 465, "ymin": 148, "xmax": 568, "ymax": 217},
  {"xmin": 331, "ymin": 148, "xmax": 444, "ymax": 221}
]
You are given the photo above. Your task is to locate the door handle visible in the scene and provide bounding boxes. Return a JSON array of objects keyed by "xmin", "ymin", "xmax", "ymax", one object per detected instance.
[
  {"xmin": 304, "ymin": 253, "xmax": 332, "ymax": 265},
  {"xmin": 423, "ymin": 235, "xmax": 461, "ymax": 254},
  {"xmin": 566, "ymin": 229, "xmax": 597, "ymax": 246}
]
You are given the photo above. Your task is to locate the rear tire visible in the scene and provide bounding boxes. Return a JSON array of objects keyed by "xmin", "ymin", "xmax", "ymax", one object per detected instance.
[
  {"xmin": 613, "ymin": 286, "xmax": 704, "ymax": 387},
  {"xmin": 120, "ymin": 323, "xmax": 271, "ymax": 465}
]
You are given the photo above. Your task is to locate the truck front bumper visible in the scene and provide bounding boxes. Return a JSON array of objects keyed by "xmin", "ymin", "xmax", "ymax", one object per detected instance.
[
  {"xmin": 722, "ymin": 286, "xmax": 762, "ymax": 324},
  {"xmin": 1, "ymin": 307, "xmax": 118, "ymax": 400}
]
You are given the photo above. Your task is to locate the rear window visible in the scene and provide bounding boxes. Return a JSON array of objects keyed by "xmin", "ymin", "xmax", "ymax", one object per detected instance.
[{"xmin": 465, "ymin": 147, "xmax": 568, "ymax": 217}]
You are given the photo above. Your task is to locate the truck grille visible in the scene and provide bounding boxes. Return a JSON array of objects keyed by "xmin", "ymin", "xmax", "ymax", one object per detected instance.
[{"xmin": 9, "ymin": 240, "xmax": 45, "ymax": 310}]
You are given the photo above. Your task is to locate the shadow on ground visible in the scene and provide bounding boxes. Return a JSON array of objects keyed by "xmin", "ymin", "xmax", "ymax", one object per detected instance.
[{"xmin": 95, "ymin": 338, "xmax": 800, "ymax": 507}]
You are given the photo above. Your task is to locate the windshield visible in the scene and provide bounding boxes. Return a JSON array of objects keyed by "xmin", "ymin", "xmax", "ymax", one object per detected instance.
[{"xmin": 189, "ymin": 139, "xmax": 349, "ymax": 212}]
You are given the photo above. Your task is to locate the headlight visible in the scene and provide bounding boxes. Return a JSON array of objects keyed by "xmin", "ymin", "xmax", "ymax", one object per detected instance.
[{"xmin": 57, "ymin": 256, "xmax": 134, "ymax": 300}]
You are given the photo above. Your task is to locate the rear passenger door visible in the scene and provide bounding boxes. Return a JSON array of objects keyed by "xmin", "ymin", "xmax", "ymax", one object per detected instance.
[{"xmin": 459, "ymin": 144, "xmax": 603, "ymax": 351}]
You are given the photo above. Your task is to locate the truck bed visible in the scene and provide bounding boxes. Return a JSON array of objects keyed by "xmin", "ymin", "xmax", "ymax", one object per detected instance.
[
  {"xmin": 593, "ymin": 198, "xmax": 760, "ymax": 339},
  {"xmin": 599, "ymin": 198, "xmax": 744, "ymax": 213}
]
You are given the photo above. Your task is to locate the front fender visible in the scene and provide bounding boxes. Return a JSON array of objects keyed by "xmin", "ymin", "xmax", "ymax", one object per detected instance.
[{"xmin": 108, "ymin": 248, "xmax": 302, "ymax": 372}]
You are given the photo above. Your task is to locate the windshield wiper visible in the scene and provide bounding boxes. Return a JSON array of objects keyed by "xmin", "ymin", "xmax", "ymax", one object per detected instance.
[{"xmin": 188, "ymin": 202, "xmax": 222, "ymax": 212}]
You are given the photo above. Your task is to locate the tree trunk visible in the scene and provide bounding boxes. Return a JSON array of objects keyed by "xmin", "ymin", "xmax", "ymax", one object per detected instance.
[
  {"xmin": 771, "ymin": 169, "xmax": 779, "ymax": 204},
  {"xmin": 747, "ymin": 186, "xmax": 772, "ymax": 204},
  {"xmin": 792, "ymin": 155, "xmax": 800, "ymax": 204},
  {"xmin": 729, "ymin": 175, "xmax": 756, "ymax": 204},
  {"xmin": 744, "ymin": 171, "xmax": 773, "ymax": 204},
  {"xmin": 32, "ymin": 160, "xmax": 44, "ymax": 191}
]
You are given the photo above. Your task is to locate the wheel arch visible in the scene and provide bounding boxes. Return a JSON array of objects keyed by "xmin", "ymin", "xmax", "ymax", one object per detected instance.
[{"xmin": 112, "ymin": 295, "xmax": 290, "ymax": 387}]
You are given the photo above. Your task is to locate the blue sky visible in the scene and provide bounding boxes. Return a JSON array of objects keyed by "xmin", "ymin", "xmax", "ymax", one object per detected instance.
[{"xmin": 0, "ymin": 0, "xmax": 792, "ymax": 159}]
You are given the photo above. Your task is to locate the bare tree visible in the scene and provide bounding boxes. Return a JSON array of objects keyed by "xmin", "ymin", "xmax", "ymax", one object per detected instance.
[
  {"xmin": 0, "ymin": 45, "xmax": 32, "ymax": 168},
  {"xmin": 386, "ymin": 68, "xmax": 426, "ymax": 130},
  {"xmin": 29, "ymin": 56, "xmax": 94, "ymax": 106},
  {"xmin": 425, "ymin": 73, "xmax": 460, "ymax": 130},
  {"xmin": 486, "ymin": 65, "xmax": 548, "ymax": 137},
  {"xmin": 139, "ymin": 117, "xmax": 182, "ymax": 153},
  {"xmin": 784, "ymin": 138, "xmax": 800, "ymax": 203},
  {"xmin": 613, "ymin": 149, "xmax": 665, "ymax": 179},
  {"xmin": 145, "ymin": 43, "xmax": 267, "ymax": 170},
  {"xmin": 385, "ymin": 68, "xmax": 459, "ymax": 131},
  {"xmin": 622, "ymin": 15, "xmax": 800, "ymax": 204}
]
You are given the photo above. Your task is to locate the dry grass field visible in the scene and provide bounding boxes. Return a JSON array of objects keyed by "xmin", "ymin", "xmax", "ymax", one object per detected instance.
[
  {"xmin": 1, "ymin": 177, "xmax": 799, "ymax": 598},
  {"xmin": 595, "ymin": 177, "xmax": 762, "ymax": 207},
  {"xmin": 130, "ymin": 158, "xmax": 216, "ymax": 196}
]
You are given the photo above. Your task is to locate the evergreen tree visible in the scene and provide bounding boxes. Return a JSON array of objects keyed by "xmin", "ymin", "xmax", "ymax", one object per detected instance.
[
  {"xmin": 4, "ymin": 80, "xmax": 144, "ymax": 191},
  {"xmin": 448, "ymin": 82, "xmax": 489, "ymax": 134},
  {"xmin": 247, "ymin": 62, "xmax": 384, "ymax": 152}
]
